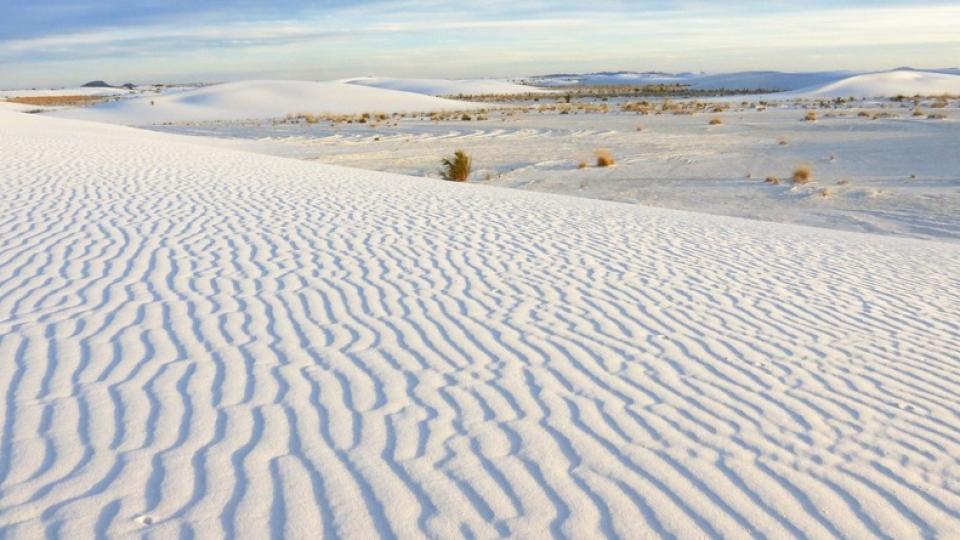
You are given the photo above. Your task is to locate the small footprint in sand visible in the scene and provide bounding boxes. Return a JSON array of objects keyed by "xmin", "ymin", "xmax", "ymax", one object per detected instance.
[{"xmin": 895, "ymin": 402, "xmax": 929, "ymax": 415}]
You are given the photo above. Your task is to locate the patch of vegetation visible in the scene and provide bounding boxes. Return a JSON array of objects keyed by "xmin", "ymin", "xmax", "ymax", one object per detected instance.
[
  {"xmin": 793, "ymin": 166, "xmax": 813, "ymax": 184},
  {"xmin": 595, "ymin": 149, "xmax": 615, "ymax": 168},
  {"xmin": 440, "ymin": 150, "xmax": 472, "ymax": 182}
]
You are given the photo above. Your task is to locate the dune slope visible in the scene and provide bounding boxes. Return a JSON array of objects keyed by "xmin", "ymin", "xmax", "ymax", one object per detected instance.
[
  {"xmin": 795, "ymin": 69, "xmax": 960, "ymax": 98},
  {"xmin": 50, "ymin": 80, "xmax": 486, "ymax": 125},
  {"xmin": 344, "ymin": 77, "xmax": 551, "ymax": 96},
  {"xmin": 0, "ymin": 110, "xmax": 958, "ymax": 538}
]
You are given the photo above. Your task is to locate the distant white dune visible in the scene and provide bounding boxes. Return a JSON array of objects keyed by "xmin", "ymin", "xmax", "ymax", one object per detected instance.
[
  {"xmin": 527, "ymin": 68, "xmax": 960, "ymax": 95},
  {"xmin": 345, "ymin": 76, "xmax": 551, "ymax": 96},
  {"xmin": 687, "ymin": 70, "xmax": 856, "ymax": 91},
  {"xmin": 1, "ymin": 109, "xmax": 959, "ymax": 538},
  {"xmin": 50, "ymin": 80, "xmax": 487, "ymax": 125},
  {"xmin": 793, "ymin": 69, "xmax": 960, "ymax": 98},
  {"xmin": 0, "ymin": 101, "xmax": 44, "ymax": 113},
  {"xmin": 0, "ymin": 86, "xmax": 134, "ymax": 98}
]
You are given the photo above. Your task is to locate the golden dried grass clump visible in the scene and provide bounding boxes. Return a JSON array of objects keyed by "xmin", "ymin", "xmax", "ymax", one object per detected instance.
[
  {"xmin": 5, "ymin": 95, "xmax": 106, "ymax": 107},
  {"xmin": 709, "ymin": 116, "xmax": 723, "ymax": 125},
  {"xmin": 595, "ymin": 149, "xmax": 615, "ymax": 168},
  {"xmin": 440, "ymin": 150, "xmax": 472, "ymax": 182},
  {"xmin": 793, "ymin": 166, "xmax": 813, "ymax": 184},
  {"xmin": 803, "ymin": 111, "xmax": 818, "ymax": 122}
]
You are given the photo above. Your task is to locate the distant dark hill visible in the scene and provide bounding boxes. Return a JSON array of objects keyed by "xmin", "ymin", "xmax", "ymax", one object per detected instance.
[{"xmin": 82, "ymin": 80, "xmax": 115, "ymax": 88}]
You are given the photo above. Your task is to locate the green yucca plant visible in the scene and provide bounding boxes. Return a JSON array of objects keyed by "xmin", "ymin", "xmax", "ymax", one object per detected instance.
[{"xmin": 440, "ymin": 150, "xmax": 472, "ymax": 182}]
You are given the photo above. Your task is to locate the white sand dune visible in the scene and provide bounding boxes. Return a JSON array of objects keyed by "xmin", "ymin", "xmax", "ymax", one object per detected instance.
[
  {"xmin": 50, "ymin": 80, "xmax": 487, "ymax": 126},
  {"xmin": 345, "ymin": 77, "xmax": 551, "ymax": 96},
  {"xmin": 0, "ymin": 86, "xmax": 135, "ymax": 99},
  {"xmin": 688, "ymin": 70, "xmax": 856, "ymax": 91},
  {"xmin": 1, "ymin": 109, "xmax": 959, "ymax": 538},
  {"xmin": 0, "ymin": 102, "xmax": 46, "ymax": 113},
  {"xmin": 529, "ymin": 68, "xmax": 960, "ymax": 95},
  {"xmin": 794, "ymin": 69, "xmax": 960, "ymax": 98}
]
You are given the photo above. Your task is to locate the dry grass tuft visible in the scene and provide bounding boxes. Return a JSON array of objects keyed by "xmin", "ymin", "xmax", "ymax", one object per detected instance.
[
  {"xmin": 578, "ymin": 160, "xmax": 589, "ymax": 170},
  {"xmin": 792, "ymin": 166, "xmax": 813, "ymax": 184},
  {"xmin": 595, "ymin": 149, "xmax": 615, "ymax": 168},
  {"xmin": 5, "ymin": 95, "xmax": 107, "ymax": 107},
  {"xmin": 803, "ymin": 111, "xmax": 818, "ymax": 122},
  {"xmin": 765, "ymin": 176, "xmax": 781, "ymax": 185},
  {"xmin": 709, "ymin": 116, "xmax": 723, "ymax": 125},
  {"xmin": 440, "ymin": 150, "xmax": 472, "ymax": 182}
]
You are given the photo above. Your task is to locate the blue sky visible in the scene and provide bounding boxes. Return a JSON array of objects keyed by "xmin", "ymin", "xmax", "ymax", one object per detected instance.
[{"xmin": 2, "ymin": 1, "xmax": 958, "ymax": 88}]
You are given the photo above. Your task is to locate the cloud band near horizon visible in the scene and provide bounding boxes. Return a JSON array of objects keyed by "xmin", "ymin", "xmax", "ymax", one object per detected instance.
[{"xmin": 2, "ymin": 1, "xmax": 958, "ymax": 88}]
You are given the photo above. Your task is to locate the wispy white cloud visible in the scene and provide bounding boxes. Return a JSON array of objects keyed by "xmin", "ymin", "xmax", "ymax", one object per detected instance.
[{"xmin": 2, "ymin": 1, "xmax": 958, "ymax": 87}]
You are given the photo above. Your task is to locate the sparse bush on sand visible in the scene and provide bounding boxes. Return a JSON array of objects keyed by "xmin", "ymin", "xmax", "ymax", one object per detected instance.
[
  {"xmin": 765, "ymin": 176, "xmax": 781, "ymax": 185},
  {"xmin": 440, "ymin": 150, "xmax": 472, "ymax": 182},
  {"xmin": 803, "ymin": 111, "xmax": 818, "ymax": 122},
  {"xmin": 709, "ymin": 116, "xmax": 723, "ymax": 125},
  {"xmin": 793, "ymin": 166, "xmax": 813, "ymax": 184},
  {"xmin": 578, "ymin": 160, "xmax": 589, "ymax": 169},
  {"xmin": 595, "ymin": 149, "xmax": 615, "ymax": 167}
]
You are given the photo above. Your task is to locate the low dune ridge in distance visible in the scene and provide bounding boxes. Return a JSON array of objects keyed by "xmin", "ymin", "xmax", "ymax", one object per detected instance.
[
  {"xmin": 788, "ymin": 69, "xmax": 960, "ymax": 98},
  {"xmin": 49, "ymin": 79, "xmax": 491, "ymax": 125},
  {"xmin": 343, "ymin": 76, "xmax": 554, "ymax": 96}
]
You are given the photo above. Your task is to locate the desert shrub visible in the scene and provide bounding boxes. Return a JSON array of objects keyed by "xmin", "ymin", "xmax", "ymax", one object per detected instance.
[
  {"xmin": 461, "ymin": 113, "xmax": 472, "ymax": 121},
  {"xmin": 793, "ymin": 166, "xmax": 812, "ymax": 184},
  {"xmin": 803, "ymin": 111, "xmax": 818, "ymax": 122},
  {"xmin": 765, "ymin": 176, "xmax": 781, "ymax": 185},
  {"xmin": 912, "ymin": 108, "xmax": 925, "ymax": 117},
  {"xmin": 578, "ymin": 160, "xmax": 588, "ymax": 169},
  {"xmin": 440, "ymin": 150, "xmax": 472, "ymax": 182},
  {"xmin": 595, "ymin": 149, "xmax": 615, "ymax": 167},
  {"xmin": 709, "ymin": 116, "xmax": 723, "ymax": 125}
]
